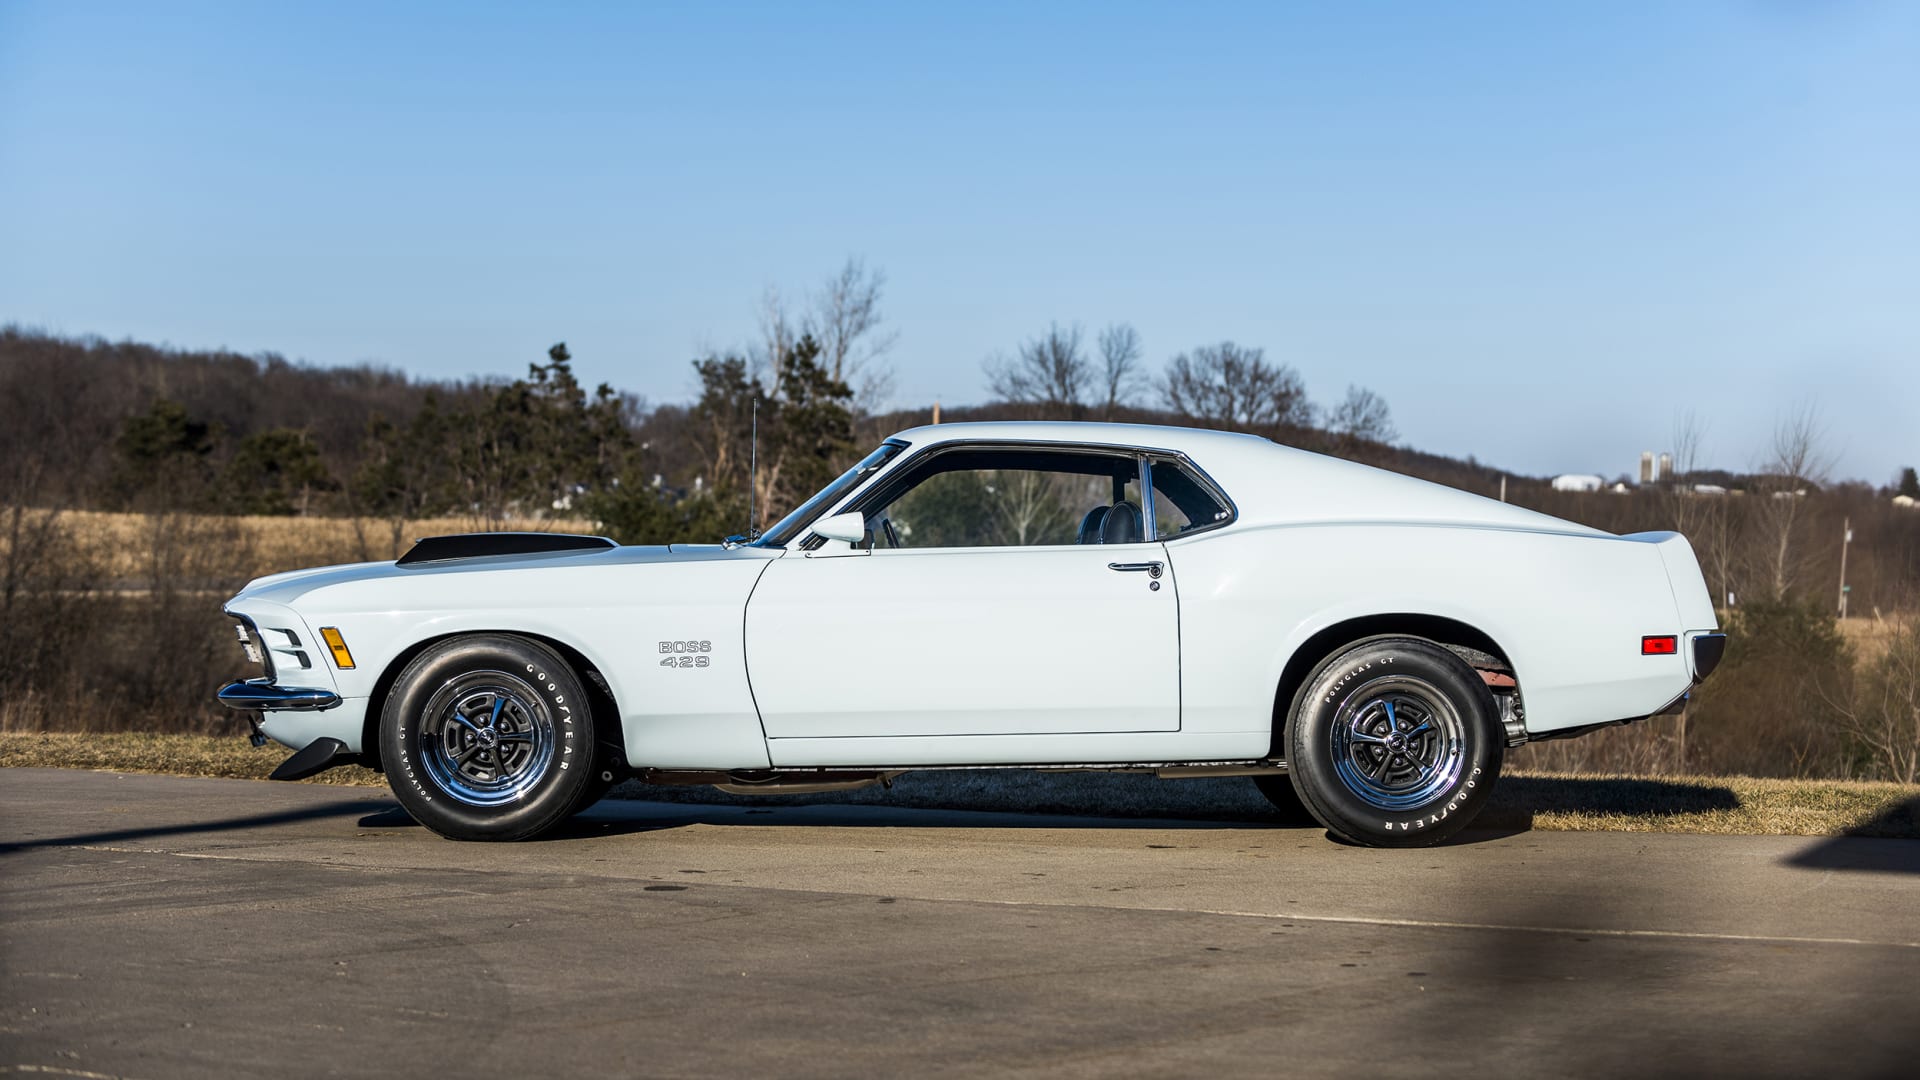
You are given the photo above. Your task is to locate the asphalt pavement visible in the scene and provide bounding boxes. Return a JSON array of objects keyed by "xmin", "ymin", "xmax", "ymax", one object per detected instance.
[{"xmin": 2, "ymin": 767, "xmax": 1917, "ymax": 1079}]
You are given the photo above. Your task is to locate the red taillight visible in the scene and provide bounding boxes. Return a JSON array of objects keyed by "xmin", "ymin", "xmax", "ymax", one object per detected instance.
[{"xmin": 1642, "ymin": 635, "xmax": 1678, "ymax": 655}]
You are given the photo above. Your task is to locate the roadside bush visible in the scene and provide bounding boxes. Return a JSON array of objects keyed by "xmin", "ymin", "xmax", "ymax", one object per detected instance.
[
  {"xmin": 1, "ymin": 506, "xmax": 106, "ymax": 730},
  {"xmin": 1, "ymin": 507, "xmax": 257, "ymax": 734},
  {"xmin": 1683, "ymin": 599, "xmax": 1854, "ymax": 777},
  {"xmin": 1838, "ymin": 616, "xmax": 1920, "ymax": 783}
]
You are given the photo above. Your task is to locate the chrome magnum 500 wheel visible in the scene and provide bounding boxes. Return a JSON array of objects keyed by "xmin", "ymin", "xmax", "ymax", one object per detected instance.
[
  {"xmin": 1284, "ymin": 638, "xmax": 1502, "ymax": 847},
  {"xmin": 379, "ymin": 634, "xmax": 596, "ymax": 841}
]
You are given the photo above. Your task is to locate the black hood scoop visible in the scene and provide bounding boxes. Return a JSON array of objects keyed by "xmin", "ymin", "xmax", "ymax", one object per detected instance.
[{"xmin": 396, "ymin": 532, "xmax": 617, "ymax": 566}]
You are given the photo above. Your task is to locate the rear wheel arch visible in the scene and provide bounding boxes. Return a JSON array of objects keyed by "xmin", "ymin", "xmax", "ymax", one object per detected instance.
[
  {"xmin": 1282, "ymin": 636, "xmax": 1504, "ymax": 846},
  {"xmin": 1269, "ymin": 614, "xmax": 1515, "ymax": 756}
]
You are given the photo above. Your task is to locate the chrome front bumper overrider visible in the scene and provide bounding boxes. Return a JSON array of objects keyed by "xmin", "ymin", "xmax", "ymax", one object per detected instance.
[{"xmin": 217, "ymin": 680, "xmax": 341, "ymax": 712}]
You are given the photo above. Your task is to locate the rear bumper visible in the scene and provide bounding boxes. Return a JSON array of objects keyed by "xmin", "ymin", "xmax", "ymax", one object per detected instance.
[
  {"xmin": 1691, "ymin": 633, "xmax": 1728, "ymax": 683},
  {"xmin": 217, "ymin": 680, "xmax": 341, "ymax": 712}
]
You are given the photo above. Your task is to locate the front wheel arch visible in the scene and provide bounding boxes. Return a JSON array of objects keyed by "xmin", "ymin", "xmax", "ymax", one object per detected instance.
[{"xmin": 362, "ymin": 630, "xmax": 626, "ymax": 777}]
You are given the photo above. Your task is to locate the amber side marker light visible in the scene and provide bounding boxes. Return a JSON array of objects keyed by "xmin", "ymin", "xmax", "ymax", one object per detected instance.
[
  {"xmin": 1642, "ymin": 635, "xmax": 1678, "ymax": 656},
  {"xmin": 319, "ymin": 627, "xmax": 356, "ymax": 670}
]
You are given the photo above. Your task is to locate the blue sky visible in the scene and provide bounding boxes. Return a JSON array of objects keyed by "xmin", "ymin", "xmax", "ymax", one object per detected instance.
[{"xmin": 2, "ymin": 2, "xmax": 1914, "ymax": 482}]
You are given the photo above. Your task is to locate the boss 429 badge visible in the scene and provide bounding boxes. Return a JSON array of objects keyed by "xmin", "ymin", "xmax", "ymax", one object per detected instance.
[{"xmin": 659, "ymin": 640, "xmax": 712, "ymax": 669}]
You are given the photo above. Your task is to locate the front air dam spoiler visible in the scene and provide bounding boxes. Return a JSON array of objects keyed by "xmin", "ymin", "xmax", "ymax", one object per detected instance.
[{"xmin": 267, "ymin": 737, "xmax": 359, "ymax": 782}]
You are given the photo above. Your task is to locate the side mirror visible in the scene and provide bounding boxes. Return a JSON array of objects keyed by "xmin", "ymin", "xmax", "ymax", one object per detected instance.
[{"xmin": 812, "ymin": 512, "xmax": 868, "ymax": 545}]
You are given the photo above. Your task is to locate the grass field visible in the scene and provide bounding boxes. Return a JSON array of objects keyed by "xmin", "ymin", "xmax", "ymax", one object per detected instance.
[
  {"xmin": 4, "ymin": 732, "xmax": 1914, "ymax": 839},
  {"xmin": 38, "ymin": 508, "xmax": 597, "ymax": 583}
]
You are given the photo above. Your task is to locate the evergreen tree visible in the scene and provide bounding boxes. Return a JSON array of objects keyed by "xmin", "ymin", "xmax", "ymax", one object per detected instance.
[
  {"xmin": 110, "ymin": 398, "xmax": 218, "ymax": 510},
  {"xmin": 222, "ymin": 428, "xmax": 333, "ymax": 515}
]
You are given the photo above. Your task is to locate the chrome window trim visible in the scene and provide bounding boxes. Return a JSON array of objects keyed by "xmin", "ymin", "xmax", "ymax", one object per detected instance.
[
  {"xmin": 1143, "ymin": 453, "xmax": 1239, "ymax": 541},
  {"xmin": 759, "ymin": 438, "xmax": 912, "ymax": 549},
  {"xmin": 798, "ymin": 438, "xmax": 1239, "ymax": 552},
  {"xmin": 1137, "ymin": 453, "xmax": 1158, "ymax": 542}
]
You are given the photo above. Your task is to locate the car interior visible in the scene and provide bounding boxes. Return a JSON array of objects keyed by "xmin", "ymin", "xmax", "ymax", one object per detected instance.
[{"xmin": 844, "ymin": 446, "xmax": 1219, "ymax": 550}]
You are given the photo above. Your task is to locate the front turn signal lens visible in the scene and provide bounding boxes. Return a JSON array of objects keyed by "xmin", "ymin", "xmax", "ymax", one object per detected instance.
[
  {"xmin": 319, "ymin": 627, "xmax": 356, "ymax": 670},
  {"xmin": 1642, "ymin": 635, "xmax": 1678, "ymax": 656}
]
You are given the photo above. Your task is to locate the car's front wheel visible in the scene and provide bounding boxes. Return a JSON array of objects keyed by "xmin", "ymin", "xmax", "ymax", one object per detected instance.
[
  {"xmin": 1284, "ymin": 638, "xmax": 1502, "ymax": 847},
  {"xmin": 379, "ymin": 634, "xmax": 597, "ymax": 841}
]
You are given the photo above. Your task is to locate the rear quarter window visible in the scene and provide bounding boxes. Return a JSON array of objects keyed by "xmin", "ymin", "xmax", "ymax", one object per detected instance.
[{"xmin": 1150, "ymin": 459, "xmax": 1233, "ymax": 537}]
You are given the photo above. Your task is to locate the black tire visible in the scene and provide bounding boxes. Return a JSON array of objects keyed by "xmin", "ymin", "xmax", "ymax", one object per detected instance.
[
  {"xmin": 1251, "ymin": 774, "xmax": 1319, "ymax": 825},
  {"xmin": 1284, "ymin": 638, "xmax": 1502, "ymax": 848},
  {"xmin": 379, "ymin": 634, "xmax": 596, "ymax": 841},
  {"xmin": 566, "ymin": 751, "xmax": 622, "ymax": 818}
]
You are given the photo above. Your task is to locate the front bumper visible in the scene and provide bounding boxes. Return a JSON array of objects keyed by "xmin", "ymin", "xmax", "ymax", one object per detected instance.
[{"xmin": 217, "ymin": 680, "xmax": 341, "ymax": 712}]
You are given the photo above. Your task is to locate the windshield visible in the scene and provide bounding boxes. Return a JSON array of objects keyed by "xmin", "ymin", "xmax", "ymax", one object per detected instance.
[{"xmin": 755, "ymin": 440, "xmax": 908, "ymax": 547}]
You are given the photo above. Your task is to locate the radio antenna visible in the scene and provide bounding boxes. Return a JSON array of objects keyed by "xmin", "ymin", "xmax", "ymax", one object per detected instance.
[{"xmin": 747, "ymin": 397, "xmax": 758, "ymax": 539}]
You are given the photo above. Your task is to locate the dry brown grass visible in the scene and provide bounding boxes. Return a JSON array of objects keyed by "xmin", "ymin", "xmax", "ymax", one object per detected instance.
[
  {"xmin": 0, "ymin": 732, "xmax": 385, "ymax": 786},
  {"xmin": 5, "ymin": 733, "xmax": 1914, "ymax": 838},
  {"xmin": 40, "ymin": 508, "xmax": 596, "ymax": 583},
  {"xmin": 1838, "ymin": 615, "xmax": 1905, "ymax": 663},
  {"xmin": 1489, "ymin": 772, "xmax": 1918, "ymax": 837}
]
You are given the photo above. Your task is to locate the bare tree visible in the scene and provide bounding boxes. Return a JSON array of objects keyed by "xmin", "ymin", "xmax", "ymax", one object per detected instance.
[
  {"xmin": 1660, "ymin": 410, "xmax": 1715, "ymax": 771},
  {"xmin": 1836, "ymin": 616, "xmax": 1920, "ymax": 783},
  {"xmin": 990, "ymin": 470, "xmax": 1069, "ymax": 546},
  {"xmin": 1328, "ymin": 385, "xmax": 1397, "ymax": 445},
  {"xmin": 986, "ymin": 323, "xmax": 1089, "ymax": 417},
  {"xmin": 1752, "ymin": 404, "xmax": 1833, "ymax": 597},
  {"xmin": 759, "ymin": 259, "xmax": 898, "ymax": 413},
  {"xmin": 755, "ymin": 286, "xmax": 802, "ymax": 397},
  {"xmin": 1161, "ymin": 342, "xmax": 1312, "ymax": 430},
  {"xmin": 1096, "ymin": 323, "xmax": 1144, "ymax": 419},
  {"xmin": 810, "ymin": 257, "xmax": 898, "ymax": 408}
]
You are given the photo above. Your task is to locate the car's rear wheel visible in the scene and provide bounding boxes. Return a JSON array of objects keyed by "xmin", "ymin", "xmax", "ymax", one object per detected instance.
[
  {"xmin": 379, "ymin": 634, "xmax": 596, "ymax": 841},
  {"xmin": 1284, "ymin": 638, "xmax": 1501, "ymax": 847}
]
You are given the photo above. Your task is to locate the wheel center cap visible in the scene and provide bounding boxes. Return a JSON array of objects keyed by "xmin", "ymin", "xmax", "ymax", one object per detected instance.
[
  {"xmin": 476, "ymin": 727, "xmax": 498, "ymax": 748},
  {"xmin": 1387, "ymin": 733, "xmax": 1407, "ymax": 751}
]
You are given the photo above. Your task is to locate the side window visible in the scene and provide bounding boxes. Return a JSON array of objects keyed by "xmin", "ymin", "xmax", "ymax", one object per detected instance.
[
  {"xmin": 1149, "ymin": 459, "xmax": 1232, "ymax": 536},
  {"xmin": 868, "ymin": 449, "xmax": 1147, "ymax": 549}
]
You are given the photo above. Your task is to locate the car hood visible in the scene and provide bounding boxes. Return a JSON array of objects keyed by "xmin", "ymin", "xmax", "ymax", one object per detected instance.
[{"xmin": 231, "ymin": 542, "xmax": 770, "ymax": 606}]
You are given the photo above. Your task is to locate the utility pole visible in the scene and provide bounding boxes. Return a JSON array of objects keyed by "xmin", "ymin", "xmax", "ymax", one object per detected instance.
[
  {"xmin": 1498, "ymin": 475, "xmax": 1507, "ymax": 503},
  {"xmin": 1836, "ymin": 517, "xmax": 1852, "ymax": 620}
]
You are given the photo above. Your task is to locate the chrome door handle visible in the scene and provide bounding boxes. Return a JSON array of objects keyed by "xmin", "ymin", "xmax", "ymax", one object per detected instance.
[{"xmin": 1107, "ymin": 561, "xmax": 1163, "ymax": 579}]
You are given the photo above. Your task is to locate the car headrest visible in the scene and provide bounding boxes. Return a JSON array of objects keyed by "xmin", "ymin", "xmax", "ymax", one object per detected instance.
[
  {"xmin": 1102, "ymin": 501, "xmax": 1143, "ymax": 545},
  {"xmin": 1077, "ymin": 506, "xmax": 1111, "ymax": 545}
]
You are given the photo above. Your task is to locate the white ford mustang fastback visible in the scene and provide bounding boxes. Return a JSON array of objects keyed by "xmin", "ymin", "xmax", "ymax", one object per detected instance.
[{"xmin": 219, "ymin": 421, "xmax": 1725, "ymax": 847}]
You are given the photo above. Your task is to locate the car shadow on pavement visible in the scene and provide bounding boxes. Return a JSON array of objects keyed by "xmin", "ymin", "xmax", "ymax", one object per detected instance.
[
  {"xmin": 353, "ymin": 801, "xmax": 1553, "ymax": 847},
  {"xmin": 1483, "ymin": 774, "xmax": 1740, "ymax": 825},
  {"xmin": 0, "ymin": 800, "xmax": 391, "ymax": 854},
  {"xmin": 1785, "ymin": 795, "xmax": 1920, "ymax": 875},
  {"xmin": 352, "ymin": 799, "xmax": 1308, "ymax": 840}
]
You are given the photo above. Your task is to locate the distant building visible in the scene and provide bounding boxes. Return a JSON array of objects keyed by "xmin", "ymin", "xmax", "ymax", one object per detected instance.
[
  {"xmin": 1895, "ymin": 494, "xmax": 1918, "ymax": 510},
  {"xmin": 1691, "ymin": 484, "xmax": 1727, "ymax": 496},
  {"xmin": 1553, "ymin": 474, "xmax": 1605, "ymax": 493}
]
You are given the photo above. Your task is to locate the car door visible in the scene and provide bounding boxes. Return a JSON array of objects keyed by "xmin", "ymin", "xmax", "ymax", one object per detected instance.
[{"xmin": 742, "ymin": 445, "xmax": 1181, "ymax": 743}]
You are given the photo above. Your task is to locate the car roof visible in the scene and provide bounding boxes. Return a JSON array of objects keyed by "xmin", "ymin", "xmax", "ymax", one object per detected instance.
[
  {"xmin": 880, "ymin": 420, "xmax": 1605, "ymax": 538},
  {"xmin": 885, "ymin": 420, "xmax": 1273, "ymax": 457}
]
